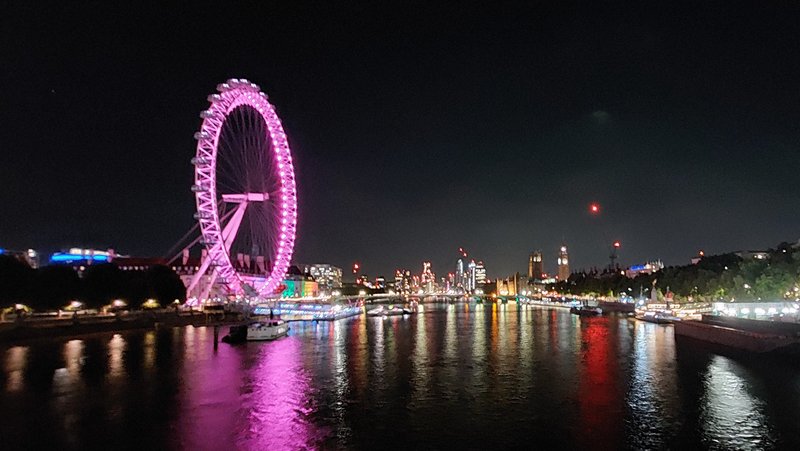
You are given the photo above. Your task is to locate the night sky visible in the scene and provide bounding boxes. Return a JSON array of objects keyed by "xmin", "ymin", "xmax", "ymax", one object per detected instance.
[{"xmin": 2, "ymin": 2, "xmax": 800, "ymax": 279}]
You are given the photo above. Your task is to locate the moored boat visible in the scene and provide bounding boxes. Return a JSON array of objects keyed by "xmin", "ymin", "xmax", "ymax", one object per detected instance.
[
  {"xmin": 636, "ymin": 310, "xmax": 675, "ymax": 324},
  {"xmin": 570, "ymin": 306, "xmax": 603, "ymax": 316},
  {"xmin": 368, "ymin": 305, "xmax": 412, "ymax": 317},
  {"xmin": 246, "ymin": 320, "xmax": 290, "ymax": 341}
]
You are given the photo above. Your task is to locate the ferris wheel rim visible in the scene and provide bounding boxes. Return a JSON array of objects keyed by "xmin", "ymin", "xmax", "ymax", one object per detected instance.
[{"xmin": 192, "ymin": 78, "xmax": 297, "ymax": 297}]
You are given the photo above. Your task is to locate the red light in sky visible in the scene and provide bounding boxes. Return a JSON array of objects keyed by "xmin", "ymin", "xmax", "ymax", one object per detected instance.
[
  {"xmin": 590, "ymin": 203, "xmax": 600, "ymax": 214},
  {"xmin": 613, "ymin": 241, "xmax": 621, "ymax": 248}
]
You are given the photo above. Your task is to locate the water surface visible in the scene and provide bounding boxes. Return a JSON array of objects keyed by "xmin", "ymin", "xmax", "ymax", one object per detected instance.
[{"xmin": 1, "ymin": 303, "xmax": 799, "ymax": 450}]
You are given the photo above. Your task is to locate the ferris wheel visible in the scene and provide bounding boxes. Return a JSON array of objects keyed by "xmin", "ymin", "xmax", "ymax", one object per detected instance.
[{"xmin": 185, "ymin": 79, "xmax": 297, "ymax": 300}]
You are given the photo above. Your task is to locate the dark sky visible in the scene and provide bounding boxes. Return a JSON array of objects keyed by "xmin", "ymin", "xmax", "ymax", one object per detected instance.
[{"xmin": 2, "ymin": 2, "xmax": 800, "ymax": 279}]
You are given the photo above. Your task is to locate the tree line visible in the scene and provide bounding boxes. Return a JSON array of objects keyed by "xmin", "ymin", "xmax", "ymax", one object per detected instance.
[
  {"xmin": 549, "ymin": 241, "xmax": 800, "ymax": 303},
  {"xmin": 0, "ymin": 256, "xmax": 185, "ymax": 311}
]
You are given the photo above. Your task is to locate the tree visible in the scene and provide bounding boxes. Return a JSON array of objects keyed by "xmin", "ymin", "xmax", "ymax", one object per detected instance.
[
  {"xmin": 145, "ymin": 265, "xmax": 186, "ymax": 305},
  {"xmin": 0, "ymin": 255, "xmax": 34, "ymax": 306},
  {"xmin": 82, "ymin": 264, "xmax": 126, "ymax": 309},
  {"xmin": 30, "ymin": 266, "xmax": 81, "ymax": 310}
]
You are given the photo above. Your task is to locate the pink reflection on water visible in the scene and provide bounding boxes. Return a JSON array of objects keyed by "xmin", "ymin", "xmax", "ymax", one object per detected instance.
[
  {"xmin": 175, "ymin": 327, "xmax": 326, "ymax": 450},
  {"xmin": 236, "ymin": 336, "xmax": 327, "ymax": 450}
]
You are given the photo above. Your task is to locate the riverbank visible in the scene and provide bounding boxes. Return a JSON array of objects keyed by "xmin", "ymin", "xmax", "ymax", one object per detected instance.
[{"xmin": 0, "ymin": 311, "xmax": 245, "ymax": 342}]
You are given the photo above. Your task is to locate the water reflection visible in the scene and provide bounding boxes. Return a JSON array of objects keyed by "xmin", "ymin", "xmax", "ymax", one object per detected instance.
[
  {"xmin": 0, "ymin": 304, "xmax": 799, "ymax": 449},
  {"xmin": 4, "ymin": 346, "xmax": 28, "ymax": 392},
  {"xmin": 238, "ymin": 338, "xmax": 323, "ymax": 449},
  {"xmin": 576, "ymin": 317, "xmax": 624, "ymax": 449},
  {"xmin": 700, "ymin": 356, "xmax": 773, "ymax": 449},
  {"xmin": 626, "ymin": 321, "xmax": 679, "ymax": 449}
]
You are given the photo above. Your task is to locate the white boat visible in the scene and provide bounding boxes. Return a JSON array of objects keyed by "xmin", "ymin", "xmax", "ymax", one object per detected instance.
[
  {"xmin": 246, "ymin": 320, "xmax": 290, "ymax": 341},
  {"xmin": 636, "ymin": 310, "xmax": 675, "ymax": 324},
  {"xmin": 367, "ymin": 306, "xmax": 411, "ymax": 317}
]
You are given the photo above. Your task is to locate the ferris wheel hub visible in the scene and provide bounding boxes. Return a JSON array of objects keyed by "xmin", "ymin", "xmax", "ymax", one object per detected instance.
[{"xmin": 221, "ymin": 192, "xmax": 269, "ymax": 203}]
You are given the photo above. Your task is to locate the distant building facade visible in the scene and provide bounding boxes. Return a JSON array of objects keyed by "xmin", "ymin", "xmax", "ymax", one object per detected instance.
[{"xmin": 304, "ymin": 264, "xmax": 342, "ymax": 291}]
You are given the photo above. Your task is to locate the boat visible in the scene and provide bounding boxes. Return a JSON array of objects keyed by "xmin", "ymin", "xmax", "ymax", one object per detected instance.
[
  {"xmin": 367, "ymin": 305, "xmax": 412, "ymax": 317},
  {"xmin": 598, "ymin": 300, "xmax": 636, "ymax": 313},
  {"xmin": 674, "ymin": 315, "xmax": 800, "ymax": 354},
  {"xmin": 636, "ymin": 310, "xmax": 675, "ymax": 324},
  {"xmin": 570, "ymin": 306, "xmax": 603, "ymax": 316},
  {"xmin": 634, "ymin": 285, "xmax": 679, "ymax": 324},
  {"xmin": 221, "ymin": 324, "xmax": 248, "ymax": 343},
  {"xmin": 246, "ymin": 319, "xmax": 290, "ymax": 341}
]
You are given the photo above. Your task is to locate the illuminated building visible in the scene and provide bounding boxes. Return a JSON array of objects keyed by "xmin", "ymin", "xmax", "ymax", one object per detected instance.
[
  {"xmin": 557, "ymin": 246, "xmax": 570, "ymax": 281},
  {"xmin": 496, "ymin": 272, "xmax": 520, "ymax": 296},
  {"xmin": 734, "ymin": 250, "xmax": 770, "ymax": 260},
  {"xmin": 50, "ymin": 248, "xmax": 119, "ymax": 265},
  {"xmin": 466, "ymin": 260, "xmax": 477, "ymax": 293},
  {"xmin": 1, "ymin": 248, "xmax": 41, "ymax": 269},
  {"xmin": 375, "ymin": 276, "xmax": 386, "ymax": 289},
  {"xmin": 528, "ymin": 250, "xmax": 543, "ymax": 280},
  {"xmin": 475, "ymin": 261, "xmax": 486, "ymax": 286},
  {"xmin": 455, "ymin": 258, "xmax": 465, "ymax": 290},
  {"xmin": 394, "ymin": 269, "xmax": 412, "ymax": 294},
  {"xmin": 304, "ymin": 264, "xmax": 343, "ymax": 290},
  {"xmin": 625, "ymin": 260, "xmax": 664, "ymax": 278},
  {"xmin": 281, "ymin": 274, "xmax": 319, "ymax": 298},
  {"xmin": 421, "ymin": 261, "xmax": 435, "ymax": 293}
]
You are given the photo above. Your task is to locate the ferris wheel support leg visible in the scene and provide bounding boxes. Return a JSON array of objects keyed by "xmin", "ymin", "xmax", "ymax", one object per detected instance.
[
  {"xmin": 220, "ymin": 200, "xmax": 249, "ymax": 252},
  {"xmin": 199, "ymin": 267, "xmax": 219, "ymax": 302},
  {"xmin": 186, "ymin": 201, "xmax": 249, "ymax": 301},
  {"xmin": 186, "ymin": 256, "xmax": 215, "ymax": 300}
]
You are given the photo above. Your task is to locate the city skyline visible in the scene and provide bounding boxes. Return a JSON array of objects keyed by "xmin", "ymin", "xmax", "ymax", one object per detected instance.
[{"xmin": 2, "ymin": 3, "xmax": 800, "ymax": 278}]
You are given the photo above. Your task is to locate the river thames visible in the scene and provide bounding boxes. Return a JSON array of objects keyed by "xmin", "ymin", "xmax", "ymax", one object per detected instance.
[{"xmin": 1, "ymin": 303, "xmax": 799, "ymax": 450}]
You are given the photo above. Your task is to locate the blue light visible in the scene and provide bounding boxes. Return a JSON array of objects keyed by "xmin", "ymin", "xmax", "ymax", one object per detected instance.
[
  {"xmin": 50, "ymin": 253, "xmax": 110, "ymax": 263},
  {"xmin": 0, "ymin": 248, "xmax": 4, "ymax": 255}
]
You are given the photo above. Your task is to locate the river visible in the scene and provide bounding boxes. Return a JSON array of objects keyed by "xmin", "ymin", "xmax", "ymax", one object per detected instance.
[{"xmin": 1, "ymin": 302, "xmax": 798, "ymax": 450}]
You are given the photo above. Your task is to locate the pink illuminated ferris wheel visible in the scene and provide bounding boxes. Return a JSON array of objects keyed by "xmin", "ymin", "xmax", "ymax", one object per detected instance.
[{"xmin": 186, "ymin": 79, "xmax": 297, "ymax": 298}]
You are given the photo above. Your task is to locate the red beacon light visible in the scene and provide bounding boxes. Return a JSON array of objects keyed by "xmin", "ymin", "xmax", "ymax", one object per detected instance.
[
  {"xmin": 613, "ymin": 241, "xmax": 621, "ymax": 248},
  {"xmin": 589, "ymin": 203, "xmax": 600, "ymax": 214}
]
